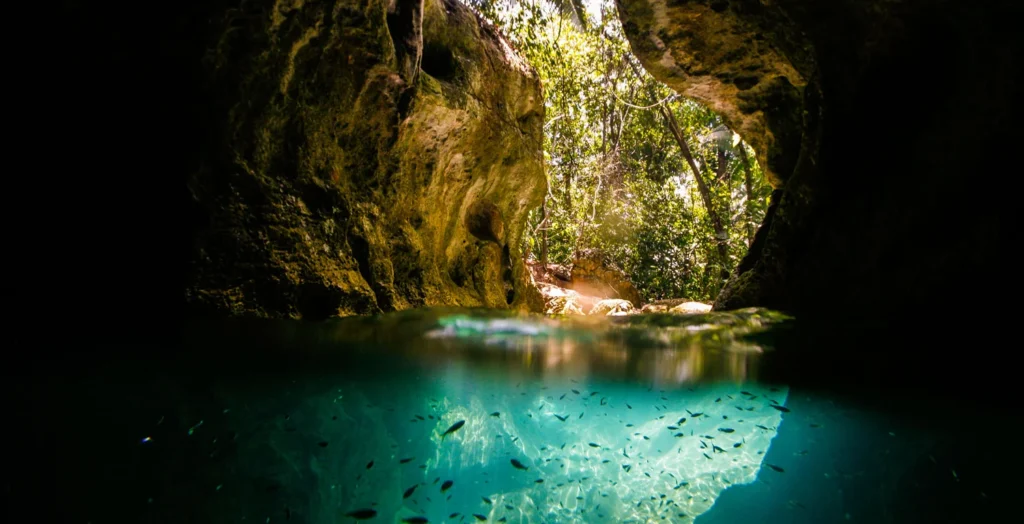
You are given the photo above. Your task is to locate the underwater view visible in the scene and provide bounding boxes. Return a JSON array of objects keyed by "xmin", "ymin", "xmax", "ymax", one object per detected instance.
[{"xmin": 18, "ymin": 309, "xmax": 1014, "ymax": 524}]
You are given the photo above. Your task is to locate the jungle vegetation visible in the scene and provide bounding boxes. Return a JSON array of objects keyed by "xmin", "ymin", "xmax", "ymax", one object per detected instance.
[{"xmin": 468, "ymin": 0, "xmax": 772, "ymax": 302}]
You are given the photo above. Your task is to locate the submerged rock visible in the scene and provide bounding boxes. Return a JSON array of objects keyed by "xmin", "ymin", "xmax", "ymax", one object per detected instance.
[{"xmin": 186, "ymin": 0, "xmax": 546, "ymax": 318}]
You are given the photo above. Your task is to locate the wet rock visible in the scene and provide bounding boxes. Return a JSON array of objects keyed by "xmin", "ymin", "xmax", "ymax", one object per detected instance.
[
  {"xmin": 641, "ymin": 298, "xmax": 696, "ymax": 313},
  {"xmin": 618, "ymin": 0, "xmax": 1019, "ymax": 323},
  {"xmin": 186, "ymin": 0, "xmax": 546, "ymax": 318},
  {"xmin": 569, "ymin": 250, "xmax": 643, "ymax": 308},
  {"xmin": 669, "ymin": 302, "xmax": 713, "ymax": 314},
  {"xmin": 545, "ymin": 294, "xmax": 586, "ymax": 316},
  {"xmin": 589, "ymin": 299, "xmax": 635, "ymax": 316}
]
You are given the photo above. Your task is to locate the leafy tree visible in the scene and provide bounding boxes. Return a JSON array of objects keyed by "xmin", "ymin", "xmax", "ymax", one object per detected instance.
[{"xmin": 465, "ymin": 0, "xmax": 772, "ymax": 303}]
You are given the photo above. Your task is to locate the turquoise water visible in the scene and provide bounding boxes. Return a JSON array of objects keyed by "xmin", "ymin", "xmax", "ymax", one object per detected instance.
[{"xmin": 15, "ymin": 309, "xmax": 1015, "ymax": 523}]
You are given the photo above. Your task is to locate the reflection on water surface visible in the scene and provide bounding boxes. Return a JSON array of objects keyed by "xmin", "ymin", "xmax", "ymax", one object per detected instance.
[{"xmin": 24, "ymin": 308, "xmax": 1013, "ymax": 524}]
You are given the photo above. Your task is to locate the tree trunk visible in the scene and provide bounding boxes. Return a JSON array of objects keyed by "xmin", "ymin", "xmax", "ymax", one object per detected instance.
[
  {"xmin": 540, "ymin": 198, "xmax": 549, "ymax": 268},
  {"xmin": 659, "ymin": 105, "xmax": 731, "ymax": 280},
  {"xmin": 736, "ymin": 143, "xmax": 756, "ymax": 245}
]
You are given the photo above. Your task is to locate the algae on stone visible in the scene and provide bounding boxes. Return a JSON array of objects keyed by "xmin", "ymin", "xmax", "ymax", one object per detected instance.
[{"xmin": 187, "ymin": 0, "xmax": 546, "ymax": 318}]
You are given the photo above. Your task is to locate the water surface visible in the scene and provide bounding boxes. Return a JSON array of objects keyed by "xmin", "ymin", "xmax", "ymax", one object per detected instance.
[{"xmin": 14, "ymin": 308, "xmax": 1016, "ymax": 523}]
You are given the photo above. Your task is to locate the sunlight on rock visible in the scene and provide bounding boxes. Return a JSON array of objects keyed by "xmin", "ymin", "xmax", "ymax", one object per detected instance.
[{"xmin": 590, "ymin": 299, "xmax": 635, "ymax": 316}]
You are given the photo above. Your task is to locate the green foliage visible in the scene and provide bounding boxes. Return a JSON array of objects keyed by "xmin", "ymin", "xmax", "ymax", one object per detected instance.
[{"xmin": 468, "ymin": 0, "xmax": 772, "ymax": 303}]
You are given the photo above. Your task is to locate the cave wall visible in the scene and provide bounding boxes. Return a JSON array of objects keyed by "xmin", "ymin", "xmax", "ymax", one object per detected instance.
[
  {"xmin": 618, "ymin": 0, "xmax": 1020, "ymax": 323},
  {"xmin": 185, "ymin": 0, "xmax": 547, "ymax": 318}
]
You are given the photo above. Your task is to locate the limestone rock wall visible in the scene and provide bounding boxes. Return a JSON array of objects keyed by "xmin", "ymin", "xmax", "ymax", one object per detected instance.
[
  {"xmin": 186, "ymin": 0, "xmax": 547, "ymax": 318},
  {"xmin": 618, "ymin": 0, "xmax": 1020, "ymax": 322}
]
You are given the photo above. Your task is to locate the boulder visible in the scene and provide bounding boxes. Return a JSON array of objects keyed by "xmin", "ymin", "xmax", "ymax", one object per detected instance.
[
  {"xmin": 569, "ymin": 250, "xmax": 643, "ymax": 307},
  {"xmin": 185, "ymin": 0, "xmax": 547, "ymax": 318},
  {"xmin": 546, "ymin": 294, "xmax": 587, "ymax": 316},
  {"xmin": 669, "ymin": 301, "xmax": 713, "ymax": 314},
  {"xmin": 589, "ymin": 299, "xmax": 635, "ymax": 316}
]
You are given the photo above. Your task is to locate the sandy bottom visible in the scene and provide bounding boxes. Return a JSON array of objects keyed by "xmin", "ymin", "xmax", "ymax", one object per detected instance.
[{"xmin": 322, "ymin": 376, "xmax": 788, "ymax": 523}]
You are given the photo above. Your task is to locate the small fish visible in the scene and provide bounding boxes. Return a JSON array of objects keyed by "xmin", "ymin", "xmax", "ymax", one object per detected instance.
[
  {"xmin": 345, "ymin": 509, "xmax": 378, "ymax": 520},
  {"xmin": 482, "ymin": 496, "xmax": 493, "ymax": 505},
  {"xmin": 674, "ymin": 432, "xmax": 684, "ymax": 437},
  {"xmin": 712, "ymin": 444, "xmax": 725, "ymax": 453},
  {"xmin": 809, "ymin": 423, "xmax": 821, "ymax": 428},
  {"xmin": 626, "ymin": 403, "xmax": 633, "ymax": 409},
  {"xmin": 590, "ymin": 392, "xmax": 600, "ymax": 397},
  {"xmin": 510, "ymin": 459, "xmax": 529, "ymax": 470},
  {"xmin": 415, "ymin": 415, "xmax": 425, "ymax": 421},
  {"xmin": 490, "ymin": 412, "xmax": 500, "ymax": 417},
  {"xmin": 623, "ymin": 464, "xmax": 632, "ymax": 472},
  {"xmin": 741, "ymin": 391, "xmax": 752, "ymax": 396},
  {"xmin": 703, "ymin": 453, "xmax": 712, "ymax": 460},
  {"xmin": 719, "ymin": 428, "xmax": 735, "ymax": 433},
  {"xmin": 403, "ymin": 484, "xmax": 418, "ymax": 498},
  {"xmin": 434, "ymin": 477, "xmax": 440, "ymax": 484},
  {"xmin": 535, "ymin": 479, "xmax": 544, "ymax": 484},
  {"xmin": 588, "ymin": 442, "xmax": 601, "ymax": 448},
  {"xmin": 449, "ymin": 513, "xmax": 460, "ymax": 519},
  {"xmin": 554, "ymin": 414, "xmax": 568, "ymax": 422},
  {"xmin": 560, "ymin": 393, "xmax": 567, "ymax": 400},
  {"xmin": 715, "ymin": 398, "xmax": 721, "ymax": 402},
  {"xmin": 770, "ymin": 405, "xmax": 791, "ymax": 413},
  {"xmin": 441, "ymin": 480, "xmax": 453, "ymax": 492},
  {"xmin": 365, "ymin": 460, "xmax": 374, "ymax": 469},
  {"xmin": 497, "ymin": 518, "xmax": 506, "ymax": 523},
  {"xmin": 733, "ymin": 442, "xmax": 743, "ymax": 448},
  {"xmin": 667, "ymin": 425, "xmax": 679, "ymax": 430},
  {"xmin": 572, "ymin": 389, "xmax": 580, "ymax": 395},
  {"xmin": 625, "ymin": 423, "xmax": 634, "ymax": 427},
  {"xmin": 401, "ymin": 518, "xmax": 428, "ymax": 524},
  {"xmin": 756, "ymin": 425, "xmax": 770, "ymax": 430},
  {"xmin": 600, "ymin": 397, "xmax": 608, "ymax": 406},
  {"xmin": 578, "ymin": 412, "xmax": 584, "ymax": 419},
  {"xmin": 504, "ymin": 504, "xmax": 513, "ymax": 510},
  {"xmin": 318, "ymin": 441, "xmax": 329, "ymax": 448},
  {"xmin": 473, "ymin": 514, "xmax": 487, "ymax": 521},
  {"xmin": 677, "ymin": 417, "xmax": 686, "ymax": 425},
  {"xmin": 442, "ymin": 420, "xmax": 466, "ymax": 440},
  {"xmin": 400, "ymin": 457, "xmax": 415, "ymax": 463},
  {"xmin": 767, "ymin": 464, "xmax": 785, "ymax": 473}
]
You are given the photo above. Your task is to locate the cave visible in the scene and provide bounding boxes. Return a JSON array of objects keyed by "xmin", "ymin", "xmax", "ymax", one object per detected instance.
[{"xmin": 12, "ymin": 0, "xmax": 1021, "ymax": 522}]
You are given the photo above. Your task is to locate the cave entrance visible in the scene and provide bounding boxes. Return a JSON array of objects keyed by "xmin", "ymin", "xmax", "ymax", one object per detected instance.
[{"xmin": 468, "ymin": 0, "xmax": 772, "ymax": 313}]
